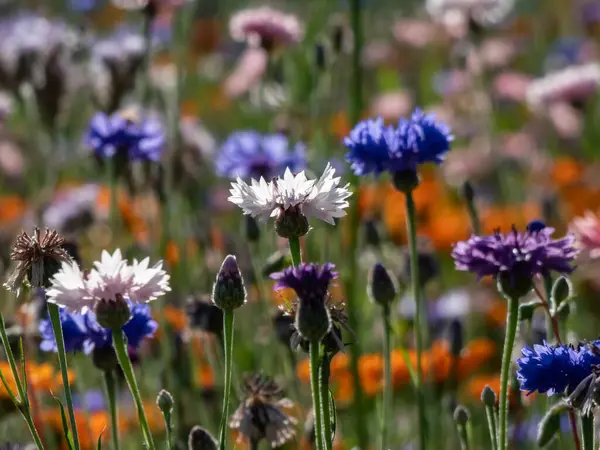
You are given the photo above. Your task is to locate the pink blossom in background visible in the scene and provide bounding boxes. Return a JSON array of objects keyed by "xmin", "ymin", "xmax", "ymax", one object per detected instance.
[
  {"xmin": 570, "ymin": 210, "xmax": 600, "ymax": 259},
  {"xmin": 526, "ymin": 63, "xmax": 600, "ymax": 108},
  {"xmin": 392, "ymin": 19, "xmax": 442, "ymax": 48},
  {"xmin": 229, "ymin": 7, "xmax": 304, "ymax": 48},
  {"xmin": 223, "ymin": 47, "xmax": 268, "ymax": 99},
  {"xmin": 369, "ymin": 90, "xmax": 413, "ymax": 121},
  {"xmin": 493, "ymin": 72, "xmax": 532, "ymax": 101},
  {"xmin": 547, "ymin": 102, "xmax": 582, "ymax": 139},
  {"xmin": 361, "ymin": 41, "xmax": 396, "ymax": 68},
  {"xmin": 478, "ymin": 38, "xmax": 517, "ymax": 69}
]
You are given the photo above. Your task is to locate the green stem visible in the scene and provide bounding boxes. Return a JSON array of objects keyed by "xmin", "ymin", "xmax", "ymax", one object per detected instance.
[
  {"xmin": 218, "ymin": 310, "xmax": 235, "ymax": 450},
  {"xmin": 381, "ymin": 304, "xmax": 392, "ymax": 450},
  {"xmin": 310, "ymin": 340, "xmax": 325, "ymax": 450},
  {"xmin": 465, "ymin": 196, "xmax": 481, "ymax": 235},
  {"xmin": 103, "ymin": 370, "xmax": 120, "ymax": 450},
  {"xmin": 319, "ymin": 352, "xmax": 332, "ymax": 450},
  {"xmin": 484, "ymin": 405, "xmax": 498, "ymax": 450},
  {"xmin": 582, "ymin": 414, "xmax": 594, "ymax": 450},
  {"xmin": 48, "ymin": 303, "xmax": 81, "ymax": 450},
  {"xmin": 457, "ymin": 424, "xmax": 470, "ymax": 450},
  {"xmin": 112, "ymin": 330, "xmax": 156, "ymax": 450},
  {"xmin": 288, "ymin": 237, "xmax": 302, "ymax": 266},
  {"xmin": 164, "ymin": 409, "xmax": 174, "ymax": 450},
  {"xmin": 497, "ymin": 296, "xmax": 520, "ymax": 450},
  {"xmin": 404, "ymin": 190, "xmax": 427, "ymax": 450},
  {"xmin": 0, "ymin": 314, "xmax": 45, "ymax": 450}
]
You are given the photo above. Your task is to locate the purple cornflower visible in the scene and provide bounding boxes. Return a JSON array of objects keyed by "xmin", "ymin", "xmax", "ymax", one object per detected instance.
[
  {"xmin": 451, "ymin": 223, "xmax": 578, "ymax": 295},
  {"xmin": 86, "ymin": 111, "xmax": 165, "ymax": 161},
  {"xmin": 517, "ymin": 341, "xmax": 600, "ymax": 397},
  {"xmin": 271, "ymin": 263, "xmax": 338, "ymax": 302},
  {"xmin": 344, "ymin": 109, "xmax": 453, "ymax": 177},
  {"xmin": 216, "ymin": 131, "xmax": 306, "ymax": 180}
]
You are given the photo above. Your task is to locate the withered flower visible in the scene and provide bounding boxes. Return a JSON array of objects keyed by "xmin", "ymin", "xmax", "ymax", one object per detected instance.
[
  {"xmin": 229, "ymin": 373, "xmax": 297, "ymax": 448},
  {"xmin": 4, "ymin": 228, "xmax": 71, "ymax": 294}
]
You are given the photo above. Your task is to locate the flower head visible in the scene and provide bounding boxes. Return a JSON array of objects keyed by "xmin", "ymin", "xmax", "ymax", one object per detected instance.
[
  {"xmin": 451, "ymin": 224, "xmax": 578, "ymax": 297},
  {"xmin": 46, "ymin": 249, "xmax": 170, "ymax": 314},
  {"xmin": 570, "ymin": 210, "xmax": 600, "ymax": 259},
  {"xmin": 229, "ymin": 7, "xmax": 304, "ymax": 49},
  {"xmin": 426, "ymin": 0, "xmax": 515, "ymax": 27},
  {"xmin": 4, "ymin": 228, "xmax": 72, "ymax": 293},
  {"xmin": 516, "ymin": 342, "xmax": 600, "ymax": 397},
  {"xmin": 228, "ymin": 163, "xmax": 351, "ymax": 229},
  {"xmin": 344, "ymin": 109, "xmax": 453, "ymax": 177},
  {"xmin": 216, "ymin": 131, "xmax": 306, "ymax": 180},
  {"xmin": 229, "ymin": 373, "xmax": 297, "ymax": 447}
]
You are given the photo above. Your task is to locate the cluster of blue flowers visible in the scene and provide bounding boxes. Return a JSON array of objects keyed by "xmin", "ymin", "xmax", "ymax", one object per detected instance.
[
  {"xmin": 517, "ymin": 341, "xmax": 600, "ymax": 397},
  {"xmin": 40, "ymin": 304, "xmax": 157, "ymax": 355},
  {"xmin": 343, "ymin": 109, "xmax": 453, "ymax": 177},
  {"xmin": 86, "ymin": 111, "xmax": 165, "ymax": 162},
  {"xmin": 215, "ymin": 131, "xmax": 306, "ymax": 180}
]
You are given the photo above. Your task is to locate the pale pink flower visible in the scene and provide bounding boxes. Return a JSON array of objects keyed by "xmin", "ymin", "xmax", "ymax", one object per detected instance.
[
  {"xmin": 229, "ymin": 7, "xmax": 303, "ymax": 48},
  {"xmin": 369, "ymin": 90, "xmax": 413, "ymax": 121},
  {"xmin": 526, "ymin": 63, "xmax": 600, "ymax": 109},
  {"xmin": 223, "ymin": 47, "xmax": 268, "ymax": 98},
  {"xmin": 570, "ymin": 211, "xmax": 600, "ymax": 259},
  {"xmin": 46, "ymin": 249, "xmax": 170, "ymax": 313},
  {"xmin": 547, "ymin": 102, "xmax": 582, "ymax": 139},
  {"xmin": 493, "ymin": 72, "xmax": 532, "ymax": 101},
  {"xmin": 392, "ymin": 19, "xmax": 441, "ymax": 48},
  {"xmin": 478, "ymin": 38, "xmax": 517, "ymax": 69}
]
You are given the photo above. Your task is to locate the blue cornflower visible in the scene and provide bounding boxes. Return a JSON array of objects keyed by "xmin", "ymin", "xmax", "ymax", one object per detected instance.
[
  {"xmin": 517, "ymin": 342, "xmax": 600, "ymax": 396},
  {"xmin": 86, "ymin": 111, "xmax": 165, "ymax": 162},
  {"xmin": 216, "ymin": 131, "xmax": 306, "ymax": 180},
  {"xmin": 344, "ymin": 109, "xmax": 453, "ymax": 177},
  {"xmin": 39, "ymin": 308, "xmax": 88, "ymax": 353}
]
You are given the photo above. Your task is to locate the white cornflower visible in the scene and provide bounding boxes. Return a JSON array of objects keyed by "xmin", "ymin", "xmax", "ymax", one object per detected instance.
[
  {"xmin": 46, "ymin": 249, "xmax": 170, "ymax": 313},
  {"xmin": 228, "ymin": 163, "xmax": 352, "ymax": 225},
  {"xmin": 426, "ymin": 0, "xmax": 515, "ymax": 26}
]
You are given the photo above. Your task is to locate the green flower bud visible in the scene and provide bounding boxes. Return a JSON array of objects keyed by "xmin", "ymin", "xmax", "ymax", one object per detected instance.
[
  {"xmin": 481, "ymin": 385, "xmax": 497, "ymax": 407},
  {"xmin": 392, "ymin": 169, "xmax": 420, "ymax": 193},
  {"xmin": 296, "ymin": 297, "xmax": 331, "ymax": 343},
  {"xmin": 551, "ymin": 276, "xmax": 572, "ymax": 308},
  {"xmin": 453, "ymin": 405, "xmax": 470, "ymax": 426},
  {"xmin": 92, "ymin": 346, "xmax": 118, "ymax": 372},
  {"xmin": 212, "ymin": 255, "xmax": 247, "ymax": 311},
  {"xmin": 275, "ymin": 206, "xmax": 310, "ymax": 239},
  {"xmin": 156, "ymin": 389, "xmax": 174, "ymax": 414},
  {"xmin": 367, "ymin": 263, "xmax": 398, "ymax": 306},
  {"xmin": 188, "ymin": 426, "xmax": 218, "ymax": 450},
  {"xmin": 95, "ymin": 294, "xmax": 132, "ymax": 330}
]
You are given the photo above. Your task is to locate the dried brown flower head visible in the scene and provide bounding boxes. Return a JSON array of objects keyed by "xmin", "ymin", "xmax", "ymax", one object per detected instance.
[
  {"xmin": 229, "ymin": 373, "xmax": 297, "ymax": 448},
  {"xmin": 4, "ymin": 228, "xmax": 71, "ymax": 293}
]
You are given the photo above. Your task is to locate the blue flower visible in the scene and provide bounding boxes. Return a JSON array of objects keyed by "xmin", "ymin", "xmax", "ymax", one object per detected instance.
[
  {"xmin": 69, "ymin": 0, "xmax": 99, "ymax": 12},
  {"xmin": 344, "ymin": 109, "xmax": 453, "ymax": 177},
  {"xmin": 270, "ymin": 263, "xmax": 338, "ymax": 302},
  {"xmin": 215, "ymin": 131, "xmax": 306, "ymax": 180},
  {"xmin": 39, "ymin": 308, "xmax": 88, "ymax": 353},
  {"xmin": 86, "ymin": 111, "xmax": 165, "ymax": 162},
  {"xmin": 516, "ymin": 342, "xmax": 600, "ymax": 396}
]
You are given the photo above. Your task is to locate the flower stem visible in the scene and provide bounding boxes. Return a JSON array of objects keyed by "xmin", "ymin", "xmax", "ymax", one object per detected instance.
[
  {"xmin": 0, "ymin": 314, "xmax": 45, "ymax": 450},
  {"xmin": 310, "ymin": 340, "xmax": 325, "ymax": 450},
  {"xmin": 112, "ymin": 330, "xmax": 156, "ymax": 450},
  {"xmin": 48, "ymin": 303, "xmax": 81, "ymax": 450},
  {"xmin": 497, "ymin": 295, "xmax": 520, "ymax": 450},
  {"xmin": 381, "ymin": 303, "xmax": 392, "ymax": 450},
  {"xmin": 288, "ymin": 237, "xmax": 302, "ymax": 266},
  {"xmin": 484, "ymin": 405, "xmax": 498, "ymax": 450},
  {"xmin": 581, "ymin": 413, "xmax": 594, "ymax": 450},
  {"xmin": 456, "ymin": 423, "xmax": 470, "ymax": 450},
  {"xmin": 465, "ymin": 191, "xmax": 481, "ymax": 235},
  {"xmin": 218, "ymin": 310, "xmax": 235, "ymax": 450},
  {"xmin": 319, "ymin": 352, "xmax": 333, "ymax": 450},
  {"xmin": 404, "ymin": 190, "xmax": 427, "ymax": 450},
  {"xmin": 103, "ymin": 370, "xmax": 120, "ymax": 450}
]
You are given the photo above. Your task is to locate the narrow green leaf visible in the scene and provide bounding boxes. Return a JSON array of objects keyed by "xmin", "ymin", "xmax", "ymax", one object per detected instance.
[
  {"xmin": 329, "ymin": 389, "xmax": 337, "ymax": 442},
  {"xmin": 518, "ymin": 300, "xmax": 543, "ymax": 322},
  {"xmin": 537, "ymin": 402, "xmax": 568, "ymax": 447},
  {"xmin": 54, "ymin": 396, "xmax": 76, "ymax": 450},
  {"xmin": 19, "ymin": 338, "xmax": 29, "ymax": 408},
  {"xmin": 96, "ymin": 429, "xmax": 105, "ymax": 450}
]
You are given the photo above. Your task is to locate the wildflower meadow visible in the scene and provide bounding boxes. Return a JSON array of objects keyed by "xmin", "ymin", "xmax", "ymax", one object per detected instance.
[{"xmin": 1, "ymin": 0, "xmax": 600, "ymax": 449}]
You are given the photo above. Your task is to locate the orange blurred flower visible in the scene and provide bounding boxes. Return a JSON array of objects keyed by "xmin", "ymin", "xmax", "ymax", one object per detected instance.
[
  {"xmin": 195, "ymin": 364, "xmax": 215, "ymax": 390},
  {"xmin": 0, "ymin": 362, "xmax": 74, "ymax": 399},
  {"xmin": 330, "ymin": 111, "xmax": 351, "ymax": 140},
  {"xmin": 551, "ymin": 157, "xmax": 584, "ymax": 188},
  {"xmin": 485, "ymin": 299, "xmax": 508, "ymax": 328},
  {"xmin": 480, "ymin": 203, "xmax": 541, "ymax": 235},
  {"xmin": 0, "ymin": 195, "xmax": 27, "ymax": 224},
  {"xmin": 424, "ymin": 205, "xmax": 470, "ymax": 250},
  {"xmin": 39, "ymin": 409, "xmax": 110, "ymax": 450},
  {"xmin": 358, "ymin": 353, "xmax": 384, "ymax": 396},
  {"xmin": 457, "ymin": 339, "xmax": 496, "ymax": 379},
  {"xmin": 163, "ymin": 305, "xmax": 187, "ymax": 333}
]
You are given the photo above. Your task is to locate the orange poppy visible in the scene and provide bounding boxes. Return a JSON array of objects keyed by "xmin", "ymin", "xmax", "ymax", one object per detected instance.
[
  {"xmin": 457, "ymin": 339, "xmax": 497, "ymax": 379},
  {"xmin": 551, "ymin": 157, "xmax": 584, "ymax": 189},
  {"xmin": 0, "ymin": 195, "xmax": 27, "ymax": 224}
]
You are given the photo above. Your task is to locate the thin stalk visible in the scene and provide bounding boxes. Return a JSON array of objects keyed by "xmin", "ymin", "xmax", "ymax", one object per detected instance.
[
  {"xmin": 163, "ymin": 407, "xmax": 174, "ymax": 450},
  {"xmin": 404, "ymin": 190, "xmax": 426, "ymax": 450},
  {"xmin": 465, "ymin": 192, "xmax": 481, "ymax": 235},
  {"xmin": 484, "ymin": 405, "xmax": 498, "ymax": 450},
  {"xmin": 249, "ymin": 440, "xmax": 259, "ymax": 450},
  {"xmin": 112, "ymin": 330, "xmax": 156, "ymax": 450},
  {"xmin": 581, "ymin": 413, "xmax": 594, "ymax": 450},
  {"xmin": 0, "ymin": 314, "xmax": 45, "ymax": 450},
  {"xmin": 347, "ymin": 0, "xmax": 367, "ymax": 445},
  {"xmin": 456, "ymin": 424, "xmax": 470, "ymax": 450},
  {"xmin": 288, "ymin": 237, "xmax": 302, "ymax": 266},
  {"xmin": 381, "ymin": 303, "xmax": 392, "ymax": 450},
  {"xmin": 218, "ymin": 310, "xmax": 235, "ymax": 450},
  {"xmin": 497, "ymin": 296, "xmax": 520, "ymax": 450},
  {"xmin": 319, "ymin": 352, "xmax": 332, "ymax": 450},
  {"xmin": 309, "ymin": 340, "xmax": 325, "ymax": 450},
  {"xmin": 103, "ymin": 370, "xmax": 120, "ymax": 450},
  {"xmin": 47, "ymin": 303, "xmax": 81, "ymax": 450}
]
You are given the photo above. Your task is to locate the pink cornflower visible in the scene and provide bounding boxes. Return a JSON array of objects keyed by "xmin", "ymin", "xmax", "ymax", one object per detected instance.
[
  {"xmin": 229, "ymin": 7, "xmax": 303, "ymax": 49},
  {"xmin": 570, "ymin": 211, "xmax": 600, "ymax": 259},
  {"xmin": 223, "ymin": 47, "xmax": 268, "ymax": 98},
  {"xmin": 46, "ymin": 249, "xmax": 170, "ymax": 313}
]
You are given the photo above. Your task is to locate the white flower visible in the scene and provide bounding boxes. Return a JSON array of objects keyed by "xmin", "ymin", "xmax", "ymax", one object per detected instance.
[
  {"xmin": 46, "ymin": 249, "xmax": 170, "ymax": 313},
  {"xmin": 228, "ymin": 163, "xmax": 352, "ymax": 225},
  {"xmin": 426, "ymin": 0, "xmax": 514, "ymax": 26}
]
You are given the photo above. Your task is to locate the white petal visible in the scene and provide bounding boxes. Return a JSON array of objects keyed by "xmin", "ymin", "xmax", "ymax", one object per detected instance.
[{"xmin": 46, "ymin": 261, "xmax": 94, "ymax": 313}]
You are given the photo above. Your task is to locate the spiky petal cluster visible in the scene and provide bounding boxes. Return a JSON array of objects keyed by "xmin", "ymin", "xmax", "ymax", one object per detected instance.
[
  {"xmin": 344, "ymin": 109, "xmax": 453, "ymax": 177},
  {"xmin": 229, "ymin": 7, "xmax": 304, "ymax": 47},
  {"xmin": 46, "ymin": 249, "xmax": 170, "ymax": 313},
  {"xmin": 228, "ymin": 163, "xmax": 352, "ymax": 225},
  {"xmin": 451, "ymin": 226, "xmax": 578, "ymax": 284},
  {"xmin": 516, "ymin": 341, "xmax": 600, "ymax": 396}
]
